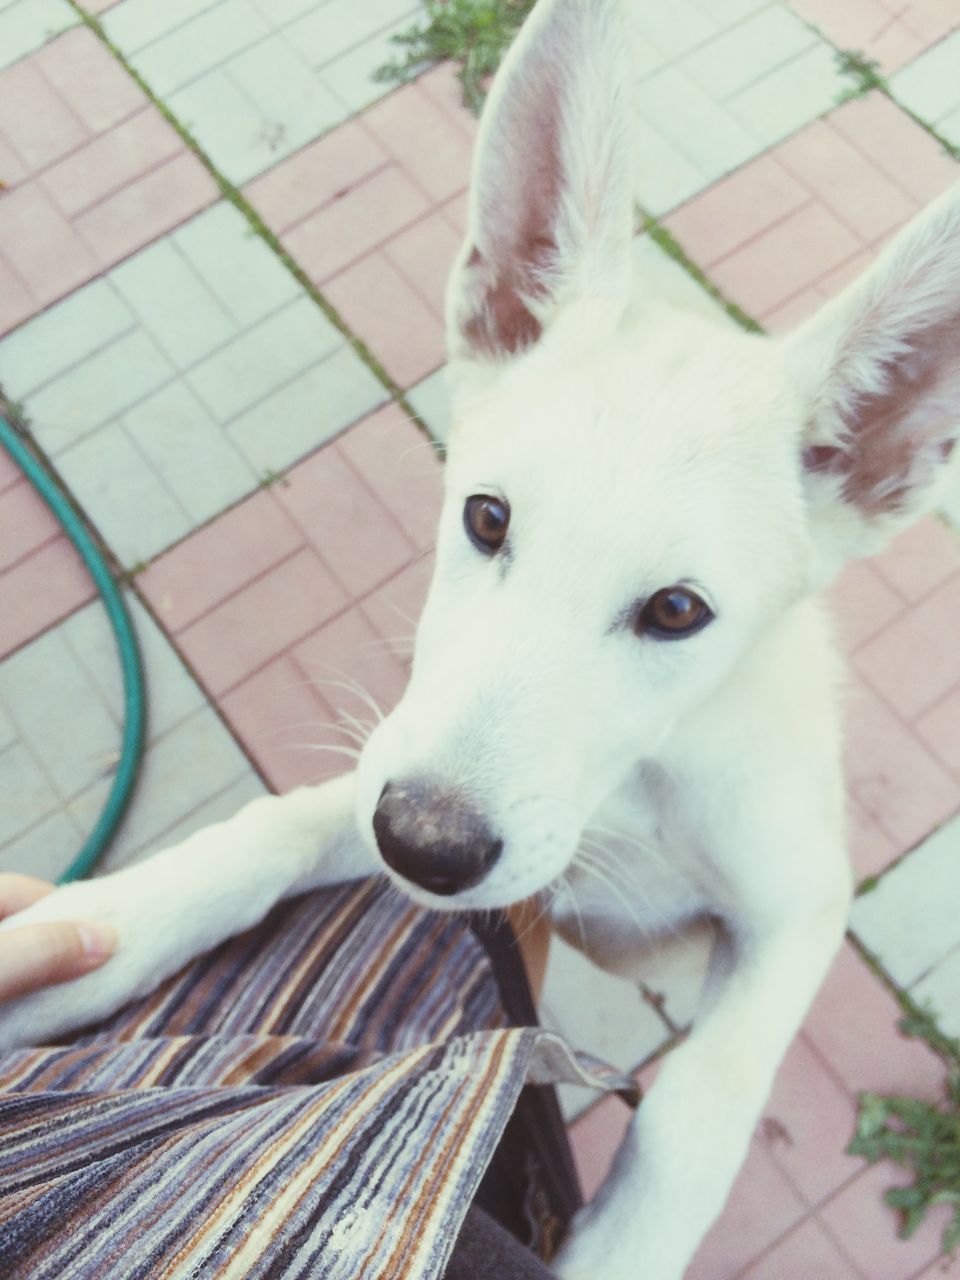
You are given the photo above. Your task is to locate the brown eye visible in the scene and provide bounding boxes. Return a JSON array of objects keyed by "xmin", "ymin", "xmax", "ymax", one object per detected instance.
[
  {"xmin": 636, "ymin": 586, "xmax": 713, "ymax": 640},
  {"xmin": 464, "ymin": 494, "xmax": 510, "ymax": 554}
]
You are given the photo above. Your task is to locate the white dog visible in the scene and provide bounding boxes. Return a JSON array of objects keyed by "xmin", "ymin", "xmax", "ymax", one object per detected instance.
[{"xmin": 3, "ymin": 1, "xmax": 960, "ymax": 1275}]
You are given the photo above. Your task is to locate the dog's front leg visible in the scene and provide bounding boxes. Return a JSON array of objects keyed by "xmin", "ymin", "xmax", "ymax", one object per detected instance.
[
  {"xmin": 554, "ymin": 881, "xmax": 849, "ymax": 1280},
  {"xmin": 0, "ymin": 772, "xmax": 377, "ymax": 1049}
]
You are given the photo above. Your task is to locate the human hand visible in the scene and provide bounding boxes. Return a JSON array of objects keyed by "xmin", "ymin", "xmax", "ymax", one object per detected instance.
[{"xmin": 0, "ymin": 873, "xmax": 117, "ymax": 1003}]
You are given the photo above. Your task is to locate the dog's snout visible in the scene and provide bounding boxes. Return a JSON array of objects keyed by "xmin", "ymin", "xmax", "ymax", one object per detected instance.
[{"xmin": 372, "ymin": 779, "xmax": 502, "ymax": 897}]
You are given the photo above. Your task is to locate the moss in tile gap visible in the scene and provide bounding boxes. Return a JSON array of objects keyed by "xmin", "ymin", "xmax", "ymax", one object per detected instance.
[
  {"xmin": 639, "ymin": 214, "xmax": 764, "ymax": 335},
  {"xmin": 374, "ymin": 0, "xmax": 535, "ymax": 115},
  {"xmin": 60, "ymin": 0, "xmax": 434, "ymax": 447},
  {"xmin": 833, "ymin": 48, "xmax": 887, "ymax": 105},
  {"xmin": 257, "ymin": 468, "xmax": 290, "ymax": 490},
  {"xmin": 846, "ymin": 932, "xmax": 960, "ymax": 1256}
]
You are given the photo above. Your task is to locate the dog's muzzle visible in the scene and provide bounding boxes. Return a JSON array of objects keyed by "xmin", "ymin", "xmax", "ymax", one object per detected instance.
[{"xmin": 372, "ymin": 778, "xmax": 503, "ymax": 897}]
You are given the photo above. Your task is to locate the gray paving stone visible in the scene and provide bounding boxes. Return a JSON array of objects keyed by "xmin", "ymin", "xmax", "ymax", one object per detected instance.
[
  {"xmin": 0, "ymin": 741, "xmax": 60, "ymax": 846},
  {"xmin": 911, "ymin": 946, "xmax": 960, "ymax": 1039},
  {"xmin": 286, "ymin": 0, "xmax": 418, "ymax": 69},
  {"xmin": 119, "ymin": 769, "xmax": 268, "ymax": 868},
  {"xmin": 103, "ymin": 0, "xmax": 223, "ymax": 53},
  {"xmin": 110, "ymin": 238, "xmax": 238, "ymax": 369},
  {"xmin": 228, "ymin": 344, "xmax": 386, "ymax": 473},
  {"xmin": 0, "ymin": 279, "xmax": 134, "ymax": 401},
  {"xmin": 56, "ymin": 423, "xmax": 192, "ymax": 565},
  {"xmin": 28, "ymin": 329, "xmax": 174, "ymax": 456},
  {"xmin": 320, "ymin": 17, "xmax": 415, "ymax": 115},
  {"xmin": 851, "ymin": 814, "xmax": 960, "ymax": 988},
  {"xmin": 187, "ymin": 295, "xmax": 341, "ymax": 424},
  {"xmin": 132, "ymin": 0, "xmax": 270, "ymax": 97},
  {"xmin": 891, "ymin": 31, "xmax": 960, "ymax": 128},
  {"xmin": 0, "ymin": 808, "xmax": 86, "ymax": 882},
  {"xmin": 407, "ymin": 368, "xmax": 452, "ymax": 445},
  {"xmin": 0, "ymin": 699, "xmax": 16, "ymax": 751},
  {"xmin": 0, "ymin": 0, "xmax": 76, "ymax": 72}
]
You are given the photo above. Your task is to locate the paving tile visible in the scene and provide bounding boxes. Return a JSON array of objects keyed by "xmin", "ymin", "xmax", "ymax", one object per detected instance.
[
  {"xmin": 174, "ymin": 547, "xmax": 348, "ymax": 696},
  {"xmin": 27, "ymin": 328, "xmax": 173, "ymax": 455},
  {"xmin": 285, "ymin": 0, "xmax": 417, "ymax": 68},
  {"xmin": 361, "ymin": 79, "xmax": 474, "ymax": 203},
  {"xmin": 912, "ymin": 944, "xmax": 960, "ymax": 1038},
  {"xmin": 0, "ymin": 0, "xmax": 77, "ymax": 71},
  {"xmin": 726, "ymin": 40, "xmax": 843, "ymax": 148},
  {"xmin": 0, "ymin": 537, "xmax": 95, "ymax": 660},
  {"xmin": 568, "ymin": 1092, "xmax": 634, "ymax": 1200},
  {"xmin": 0, "ymin": 55, "xmax": 87, "ymax": 171},
  {"xmin": 0, "ymin": 257, "xmax": 34, "ymax": 335},
  {"xmin": 55, "ymin": 423, "xmax": 192, "ymax": 565},
  {"xmin": 915, "ymin": 687, "xmax": 960, "ymax": 778},
  {"xmin": 416, "ymin": 61, "xmax": 478, "ymax": 139},
  {"xmin": 0, "ymin": 444, "xmax": 22, "ymax": 496},
  {"xmin": 219, "ymin": 653, "xmax": 337, "ymax": 793},
  {"xmin": 826, "ymin": 560, "xmax": 906, "ymax": 653},
  {"xmin": 682, "ymin": 4, "xmax": 818, "ymax": 102},
  {"xmin": 842, "ymin": 679, "xmax": 960, "ymax": 851},
  {"xmin": 0, "ymin": 807, "xmax": 85, "ymax": 882},
  {"xmin": 276, "ymin": 444, "xmax": 416, "ymax": 597},
  {"xmin": 0, "ymin": 479, "xmax": 60, "ymax": 570},
  {"xmin": 324, "ymin": 251, "xmax": 446, "ymax": 388},
  {"xmin": 319, "ymin": 15, "xmax": 419, "ymax": 116},
  {"xmin": 0, "ymin": 184, "xmax": 98, "ymax": 311},
  {"xmin": 0, "ymin": 741, "xmax": 60, "ymax": 845},
  {"xmin": 915, "ymin": 1250, "xmax": 960, "ymax": 1280},
  {"xmin": 819, "ymin": 1163, "xmax": 950, "ymax": 1280},
  {"xmin": 636, "ymin": 67, "xmax": 759, "ymax": 182},
  {"xmin": 336, "ymin": 403, "xmax": 443, "ymax": 552},
  {"xmin": 740, "ymin": 1216, "xmax": 862, "ymax": 1280},
  {"xmin": 847, "ymin": 798, "xmax": 902, "ymax": 881},
  {"xmin": 869, "ymin": 518, "xmax": 960, "ymax": 604},
  {"xmin": 35, "ymin": 26, "xmax": 144, "ymax": 133},
  {"xmin": 128, "ymin": 770, "xmax": 268, "ymax": 866},
  {"xmin": 101, "ymin": 0, "xmax": 224, "ymax": 52},
  {"xmin": 852, "ymin": 815, "xmax": 960, "ymax": 988},
  {"xmin": 803, "ymin": 942, "xmax": 945, "ymax": 1097},
  {"xmin": 539, "ymin": 931, "xmax": 670, "ymax": 1119},
  {"xmin": 685, "ymin": 1139, "xmax": 807, "ymax": 1280},
  {"xmin": 382, "ymin": 210, "xmax": 462, "ymax": 317},
  {"xmin": 789, "ymin": 0, "xmax": 928, "ymax": 74},
  {"xmin": 242, "ymin": 119, "xmax": 389, "ymax": 235},
  {"xmin": 358, "ymin": 554, "xmax": 434, "ymax": 649},
  {"xmin": 631, "ymin": 115, "xmax": 708, "ymax": 216},
  {"xmin": 130, "ymin": 0, "xmax": 270, "ymax": 97},
  {"xmin": 165, "ymin": 68, "xmax": 274, "ymax": 188},
  {"xmin": 891, "ymin": 29, "xmax": 960, "ymax": 129},
  {"xmin": 0, "ymin": 277, "xmax": 133, "ymax": 397},
  {"xmin": 854, "ymin": 575, "xmax": 960, "ymax": 720},
  {"xmin": 284, "ymin": 165, "xmax": 430, "ymax": 283},
  {"xmin": 139, "ymin": 488, "xmax": 303, "ymax": 632},
  {"xmin": 121, "ymin": 382, "xmax": 256, "ymax": 526},
  {"xmin": 187, "ymin": 296, "xmax": 341, "ymax": 424},
  {"xmin": 407, "ymin": 368, "xmax": 454, "ymax": 445},
  {"xmin": 227, "ymin": 346, "xmax": 387, "ymax": 476},
  {"xmin": 760, "ymin": 1032, "xmax": 863, "ymax": 1207}
]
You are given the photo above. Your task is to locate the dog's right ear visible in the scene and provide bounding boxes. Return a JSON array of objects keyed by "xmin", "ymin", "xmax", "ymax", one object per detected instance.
[{"xmin": 446, "ymin": 0, "xmax": 634, "ymax": 379}]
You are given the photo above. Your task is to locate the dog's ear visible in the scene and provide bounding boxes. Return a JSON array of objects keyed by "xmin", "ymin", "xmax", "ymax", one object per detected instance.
[
  {"xmin": 446, "ymin": 0, "xmax": 634, "ymax": 373},
  {"xmin": 786, "ymin": 183, "xmax": 960, "ymax": 570}
]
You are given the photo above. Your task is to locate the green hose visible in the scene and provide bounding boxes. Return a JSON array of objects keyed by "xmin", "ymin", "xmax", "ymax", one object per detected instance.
[{"xmin": 0, "ymin": 415, "xmax": 146, "ymax": 883}]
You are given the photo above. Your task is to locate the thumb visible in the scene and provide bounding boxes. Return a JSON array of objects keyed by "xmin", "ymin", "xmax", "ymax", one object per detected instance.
[{"xmin": 0, "ymin": 920, "xmax": 117, "ymax": 1003}]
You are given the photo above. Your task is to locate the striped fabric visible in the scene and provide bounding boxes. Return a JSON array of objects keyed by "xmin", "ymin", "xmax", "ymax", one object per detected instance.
[{"xmin": 0, "ymin": 879, "xmax": 636, "ymax": 1279}]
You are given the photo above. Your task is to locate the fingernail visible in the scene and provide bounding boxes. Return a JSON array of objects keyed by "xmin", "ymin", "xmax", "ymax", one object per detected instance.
[{"xmin": 76, "ymin": 921, "xmax": 118, "ymax": 960}]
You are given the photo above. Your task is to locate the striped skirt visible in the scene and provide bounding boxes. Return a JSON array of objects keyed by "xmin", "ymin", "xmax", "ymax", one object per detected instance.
[{"xmin": 0, "ymin": 879, "xmax": 636, "ymax": 1279}]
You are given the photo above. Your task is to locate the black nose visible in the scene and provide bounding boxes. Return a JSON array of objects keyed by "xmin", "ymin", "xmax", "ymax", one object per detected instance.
[{"xmin": 372, "ymin": 779, "xmax": 502, "ymax": 896}]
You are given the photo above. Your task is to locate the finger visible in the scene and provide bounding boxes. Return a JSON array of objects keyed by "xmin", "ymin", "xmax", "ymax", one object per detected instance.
[
  {"xmin": 0, "ymin": 921, "xmax": 117, "ymax": 1002},
  {"xmin": 0, "ymin": 874, "xmax": 55, "ymax": 920}
]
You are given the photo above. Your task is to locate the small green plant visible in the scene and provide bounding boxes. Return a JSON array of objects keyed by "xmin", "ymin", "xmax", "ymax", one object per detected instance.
[
  {"xmin": 374, "ymin": 0, "xmax": 534, "ymax": 114},
  {"xmin": 834, "ymin": 48, "xmax": 886, "ymax": 103},
  {"xmin": 850, "ymin": 1005, "xmax": 960, "ymax": 1254}
]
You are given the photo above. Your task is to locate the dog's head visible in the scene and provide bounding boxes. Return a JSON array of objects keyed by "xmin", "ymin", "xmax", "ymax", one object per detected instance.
[{"xmin": 355, "ymin": 0, "xmax": 960, "ymax": 908}]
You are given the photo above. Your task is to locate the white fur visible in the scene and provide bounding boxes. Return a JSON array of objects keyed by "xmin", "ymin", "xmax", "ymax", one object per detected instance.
[{"xmin": 4, "ymin": 2, "xmax": 960, "ymax": 1276}]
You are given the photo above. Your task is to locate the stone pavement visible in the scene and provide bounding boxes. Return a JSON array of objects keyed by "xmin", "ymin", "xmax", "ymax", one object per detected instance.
[{"xmin": 2, "ymin": 0, "xmax": 960, "ymax": 1275}]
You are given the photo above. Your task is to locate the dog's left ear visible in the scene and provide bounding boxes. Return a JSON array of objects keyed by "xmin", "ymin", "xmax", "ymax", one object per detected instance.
[
  {"xmin": 446, "ymin": 0, "xmax": 634, "ymax": 378},
  {"xmin": 786, "ymin": 183, "xmax": 960, "ymax": 571}
]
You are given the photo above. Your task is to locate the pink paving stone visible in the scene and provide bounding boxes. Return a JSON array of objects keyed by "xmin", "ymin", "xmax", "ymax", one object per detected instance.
[
  {"xmin": 760, "ymin": 1032, "xmax": 864, "ymax": 1208},
  {"xmin": 336, "ymin": 403, "xmax": 444, "ymax": 552},
  {"xmin": 358, "ymin": 553, "xmax": 435, "ymax": 649},
  {"xmin": 854, "ymin": 573, "xmax": 960, "ymax": 720},
  {"xmin": 916, "ymin": 1251, "xmax": 960, "ymax": 1279},
  {"xmin": 568, "ymin": 1094, "xmax": 634, "ymax": 1200},
  {"xmin": 740, "ymin": 1217, "xmax": 862, "ymax": 1280},
  {"xmin": 759, "ymin": 286, "xmax": 826, "ymax": 335},
  {"xmin": 219, "ymin": 654, "xmax": 337, "ymax": 794},
  {"xmin": 685, "ymin": 1141, "xmax": 807, "ymax": 1280},
  {"xmin": 788, "ymin": 0, "xmax": 923, "ymax": 73},
  {"xmin": 242, "ymin": 121, "xmax": 389, "ymax": 236},
  {"xmin": 40, "ymin": 108, "xmax": 183, "ymax": 218},
  {"xmin": 775, "ymin": 119, "xmax": 917, "ymax": 246},
  {"xmin": 813, "ymin": 246, "xmax": 880, "ymax": 304},
  {"xmin": 869, "ymin": 518, "xmax": 960, "ymax": 604},
  {"xmin": 827, "ymin": 560, "xmax": 906, "ymax": 653},
  {"xmin": 440, "ymin": 190, "xmax": 470, "ymax": 238},
  {"xmin": 901, "ymin": 0, "xmax": 960, "ymax": 42},
  {"xmin": 0, "ymin": 183, "xmax": 97, "ymax": 307},
  {"xmin": 276, "ymin": 445, "xmax": 416, "ymax": 599},
  {"xmin": 74, "ymin": 152, "xmax": 218, "ymax": 268},
  {"xmin": 0, "ymin": 130, "xmax": 29, "ymax": 189},
  {"xmin": 35, "ymin": 28, "xmax": 144, "ymax": 135},
  {"xmin": 0, "ymin": 538, "xmax": 95, "ymax": 660},
  {"xmin": 361, "ymin": 82, "xmax": 474, "ymax": 204},
  {"xmin": 868, "ymin": 20, "xmax": 930, "ymax": 73},
  {"xmin": 0, "ymin": 59, "xmax": 88, "ymax": 171},
  {"xmin": 842, "ymin": 678, "xmax": 960, "ymax": 849},
  {"xmin": 0, "ymin": 480, "xmax": 61, "ymax": 571},
  {"xmin": 663, "ymin": 153, "xmax": 809, "ymax": 269},
  {"xmin": 831, "ymin": 93, "xmax": 960, "ymax": 206},
  {"xmin": 803, "ymin": 942, "xmax": 945, "ymax": 1098},
  {"xmin": 282, "ymin": 165, "xmax": 430, "ymax": 284},
  {"xmin": 0, "ymin": 255, "xmax": 34, "ymax": 336},
  {"xmin": 382, "ymin": 210, "xmax": 462, "ymax": 317},
  {"xmin": 290, "ymin": 606, "xmax": 410, "ymax": 729},
  {"xmin": 174, "ymin": 548, "xmax": 349, "ymax": 697},
  {"xmin": 819, "ymin": 1163, "xmax": 951, "ymax": 1280},
  {"xmin": 416, "ymin": 62, "xmax": 479, "ymax": 141},
  {"xmin": 847, "ymin": 798, "xmax": 902, "ymax": 881},
  {"xmin": 0, "ymin": 444, "xmax": 23, "ymax": 494},
  {"xmin": 710, "ymin": 203, "xmax": 863, "ymax": 320},
  {"xmin": 324, "ymin": 252, "xmax": 446, "ymax": 388},
  {"xmin": 915, "ymin": 686, "xmax": 960, "ymax": 777},
  {"xmin": 139, "ymin": 491, "xmax": 304, "ymax": 632}
]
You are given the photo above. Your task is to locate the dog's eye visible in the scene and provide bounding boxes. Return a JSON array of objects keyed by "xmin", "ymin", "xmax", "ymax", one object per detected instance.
[
  {"xmin": 464, "ymin": 494, "xmax": 510, "ymax": 554},
  {"xmin": 635, "ymin": 587, "xmax": 713, "ymax": 640}
]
